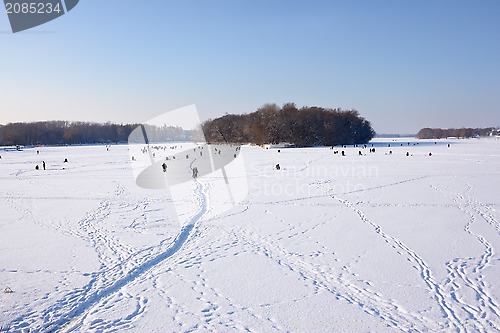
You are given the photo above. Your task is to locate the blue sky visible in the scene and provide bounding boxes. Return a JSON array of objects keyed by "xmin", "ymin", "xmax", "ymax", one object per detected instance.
[{"xmin": 1, "ymin": 0, "xmax": 499, "ymax": 134}]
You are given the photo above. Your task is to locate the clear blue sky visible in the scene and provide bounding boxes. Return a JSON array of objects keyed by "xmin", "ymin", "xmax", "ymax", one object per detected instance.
[{"xmin": 1, "ymin": 0, "xmax": 499, "ymax": 134}]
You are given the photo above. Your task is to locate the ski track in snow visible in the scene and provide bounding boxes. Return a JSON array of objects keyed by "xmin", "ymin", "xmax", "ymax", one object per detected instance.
[
  {"xmin": 332, "ymin": 194, "xmax": 463, "ymax": 332},
  {"xmin": 7, "ymin": 178, "xmax": 208, "ymax": 333},
  {"xmin": 232, "ymin": 226, "xmax": 438, "ymax": 332},
  {"xmin": 318, "ymin": 175, "xmax": 500, "ymax": 333},
  {"xmin": 430, "ymin": 178, "xmax": 500, "ymax": 333},
  {"xmin": 3, "ymin": 142, "xmax": 500, "ymax": 332}
]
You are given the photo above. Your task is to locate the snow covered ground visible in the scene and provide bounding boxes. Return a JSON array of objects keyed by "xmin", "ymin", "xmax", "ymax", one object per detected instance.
[{"xmin": 1, "ymin": 138, "xmax": 499, "ymax": 333}]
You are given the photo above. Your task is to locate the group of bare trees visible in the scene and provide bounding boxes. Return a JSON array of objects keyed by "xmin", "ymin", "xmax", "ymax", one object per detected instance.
[
  {"xmin": 416, "ymin": 127, "xmax": 499, "ymax": 139},
  {"xmin": 0, "ymin": 121, "xmax": 135, "ymax": 146},
  {"xmin": 0, "ymin": 121, "xmax": 200, "ymax": 146},
  {"xmin": 0, "ymin": 103, "xmax": 376, "ymax": 147},
  {"xmin": 202, "ymin": 103, "xmax": 375, "ymax": 146}
]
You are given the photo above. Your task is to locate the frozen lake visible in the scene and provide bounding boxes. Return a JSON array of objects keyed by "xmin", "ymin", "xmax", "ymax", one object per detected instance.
[{"xmin": 1, "ymin": 138, "xmax": 500, "ymax": 332}]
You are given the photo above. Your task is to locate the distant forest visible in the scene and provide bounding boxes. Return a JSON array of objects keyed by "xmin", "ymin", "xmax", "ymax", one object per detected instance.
[
  {"xmin": 0, "ymin": 121, "xmax": 201, "ymax": 146},
  {"xmin": 0, "ymin": 103, "xmax": 375, "ymax": 146},
  {"xmin": 203, "ymin": 103, "xmax": 375, "ymax": 146},
  {"xmin": 416, "ymin": 127, "xmax": 499, "ymax": 139}
]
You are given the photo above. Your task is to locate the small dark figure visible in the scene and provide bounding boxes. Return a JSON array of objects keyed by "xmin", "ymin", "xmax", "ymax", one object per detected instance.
[
  {"xmin": 186, "ymin": 154, "xmax": 189, "ymax": 159},
  {"xmin": 342, "ymin": 151, "xmax": 345, "ymax": 156},
  {"xmin": 42, "ymin": 161, "xmax": 46, "ymax": 170},
  {"xmin": 64, "ymin": 158, "xmax": 68, "ymax": 163},
  {"xmin": 162, "ymin": 163, "xmax": 167, "ymax": 172},
  {"xmin": 132, "ymin": 156, "xmax": 135, "ymax": 161},
  {"xmin": 429, "ymin": 152, "xmax": 432, "ymax": 156},
  {"xmin": 373, "ymin": 148, "xmax": 375, "ymax": 153},
  {"xmin": 192, "ymin": 167, "xmax": 199, "ymax": 179},
  {"xmin": 389, "ymin": 151, "xmax": 392, "ymax": 155},
  {"xmin": 448, "ymin": 144, "xmax": 450, "ymax": 148},
  {"xmin": 35, "ymin": 165, "xmax": 39, "ymax": 170},
  {"xmin": 37, "ymin": 150, "xmax": 39, "ymax": 154},
  {"xmin": 358, "ymin": 151, "xmax": 362, "ymax": 156},
  {"xmin": 406, "ymin": 152, "xmax": 410, "ymax": 157},
  {"xmin": 276, "ymin": 164, "xmax": 281, "ymax": 170},
  {"xmin": 278, "ymin": 149, "xmax": 281, "ymax": 153}
]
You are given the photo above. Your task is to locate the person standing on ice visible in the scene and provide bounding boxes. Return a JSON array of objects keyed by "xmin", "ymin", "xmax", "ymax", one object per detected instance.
[
  {"xmin": 42, "ymin": 161, "xmax": 46, "ymax": 170},
  {"xmin": 192, "ymin": 167, "xmax": 199, "ymax": 179}
]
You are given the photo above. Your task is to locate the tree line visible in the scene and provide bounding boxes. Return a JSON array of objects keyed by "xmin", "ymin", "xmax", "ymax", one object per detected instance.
[
  {"xmin": 416, "ymin": 127, "xmax": 499, "ymax": 139},
  {"xmin": 0, "ymin": 121, "xmax": 201, "ymax": 146},
  {"xmin": 0, "ymin": 103, "xmax": 376, "ymax": 146},
  {"xmin": 202, "ymin": 103, "xmax": 375, "ymax": 146}
]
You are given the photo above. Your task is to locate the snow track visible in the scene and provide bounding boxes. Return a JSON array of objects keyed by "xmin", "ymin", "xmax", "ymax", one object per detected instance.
[
  {"xmin": 333, "ymin": 194, "xmax": 462, "ymax": 332},
  {"xmin": 7, "ymin": 179, "xmax": 208, "ymax": 333},
  {"xmin": 430, "ymin": 179, "xmax": 500, "ymax": 332},
  {"xmin": 2, "ymin": 140, "xmax": 500, "ymax": 332},
  {"xmin": 232, "ymin": 225, "xmax": 438, "ymax": 332}
]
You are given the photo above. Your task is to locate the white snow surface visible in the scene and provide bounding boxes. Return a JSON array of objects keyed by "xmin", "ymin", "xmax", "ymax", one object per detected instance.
[{"xmin": 1, "ymin": 138, "xmax": 500, "ymax": 333}]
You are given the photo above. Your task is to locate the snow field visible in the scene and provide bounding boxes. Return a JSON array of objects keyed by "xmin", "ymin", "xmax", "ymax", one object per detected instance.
[{"xmin": 1, "ymin": 138, "xmax": 499, "ymax": 332}]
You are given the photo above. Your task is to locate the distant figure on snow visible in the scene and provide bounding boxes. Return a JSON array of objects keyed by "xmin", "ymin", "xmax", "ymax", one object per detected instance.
[
  {"xmin": 406, "ymin": 152, "xmax": 410, "ymax": 157},
  {"xmin": 342, "ymin": 151, "xmax": 345, "ymax": 156},
  {"xmin": 192, "ymin": 167, "xmax": 199, "ymax": 179},
  {"xmin": 162, "ymin": 163, "xmax": 167, "ymax": 173},
  {"xmin": 35, "ymin": 165, "xmax": 39, "ymax": 170},
  {"xmin": 64, "ymin": 158, "xmax": 68, "ymax": 163},
  {"xmin": 42, "ymin": 161, "xmax": 46, "ymax": 170},
  {"xmin": 429, "ymin": 152, "xmax": 432, "ymax": 156},
  {"xmin": 276, "ymin": 164, "xmax": 281, "ymax": 170},
  {"xmin": 358, "ymin": 151, "xmax": 362, "ymax": 156}
]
